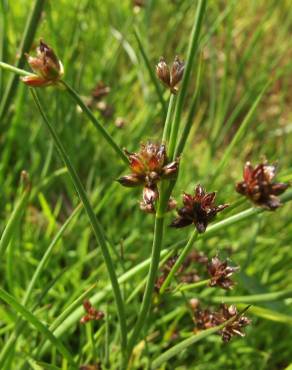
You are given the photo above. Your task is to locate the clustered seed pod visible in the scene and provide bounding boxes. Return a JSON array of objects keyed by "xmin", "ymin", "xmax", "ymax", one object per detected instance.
[
  {"xmin": 118, "ymin": 142, "xmax": 179, "ymax": 213},
  {"xmin": 156, "ymin": 56, "xmax": 185, "ymax": 94},
  {"xmin": 207, "ymin": 256, "xmax": 239, "ymax": 290},
  {"xmin": 195, "ymin": 304, "xmax": 251, "ymax": 342},
  {"xmin": 21, "ymin": 40, "xmax": 64, "ymax": 87},
  {"xmin": 80, "ymin": 300, "xmax": 104, "ymax": 324},
  {"xmin": 236, "ymin": 161, "xmax": 289, "ymax": 210},
  {"xmin": 170, "ymin": 185, "xmax": 229, "ymax": 233}
]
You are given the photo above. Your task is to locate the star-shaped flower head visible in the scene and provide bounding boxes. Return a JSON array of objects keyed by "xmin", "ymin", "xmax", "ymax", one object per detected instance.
[
  {"xmin": 170, "ymin": 185, "xmax": 228, "ymax": 233},
  {"xmin": 207, "ymin": 256, "xmax": 239, "ymax": 290},
  {"xmin": 214, "ymin": 304, "xmax": 251, "ymax": 342},
  {"xmin": 236, "ymin": 161, "xmax": 289, "ymax": 210}
]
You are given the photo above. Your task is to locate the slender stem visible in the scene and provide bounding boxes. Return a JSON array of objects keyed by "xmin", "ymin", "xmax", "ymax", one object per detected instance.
[
  {"xmin": 60, "ymin": 80, "xmax": 128, "ymax": 164},
  {"xmin": 168, "ymin": 0, "xmax": 207, "ymax": 159},
  {"xmin": 126, "ymin": 91, "xmax": 178, "ymax": 363},
  {"xmin": 152, "ymin": 312, "xmax": 242, "ymax": 368},
  {"xmin": 127, "ymin": 210, "xmax": 165, "ymax": 359},
  {"xmin": 0, "ymin": 61, "xmax": 33, "ymax": 77},
  {"xmin": 30, "ymin": 90, "xmax": 128, "ymax": 362},
  {"xmin": 160, "ymin": 231, "xmax": 198, "ymax": 294},
  {"xmin": 162, "ymin": 94, "xmax": 176, "ymax": 144},
  {"xmin": 174, "ymin": 279, "xmax": 209, "ymax": 293},
  {"xmin": 0, "ymin": 0, "xmax": 45, "ymax": 120},
  {"xmin": 0, "ymin": 63, "xmax": 128, "ymax": 164},
  {"xmin": 133, "ymin": 28, "xmax": 166, "ymax": 116},
  {"xmin": 0, "ymin": 188, "xmax": 30, "ymax": 257}
]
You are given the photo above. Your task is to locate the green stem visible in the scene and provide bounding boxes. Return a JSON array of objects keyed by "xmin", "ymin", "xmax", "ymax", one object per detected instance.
[
  {"xmin": 0, "ymin": 0, "xmax": 45, "ymax": 120},
  {"xmin": 174, "ymin": 278, "xmax": 209, "ymax": 293},
  {"xmin": 60, "ymin": 80, "xmax": 128, "ymax": 164},
  {"xmin": 0, "ymin": 61, "xmax": 33, "ymax": 77},
  {"xmin": 159, "ymin": 231, "xmax": 198, "ymax": 294},
  {"xmin": 0, "ymin": 187, "xmax": 30, "ymax": 257},
  {"xmin": 210, "ymin": 289, "xmax": 292, "ymax": 304},
  {"xmin": 151, "ymin": 320, "xmax": 229, "ymax": 368},
  {"xmin": 126, "ymin": 91, "xmax": 178, "ymax": 363},
  {"xmin": 127, "ymin": 213, "xmax": 165, "ymax": 361},
  {"xmin": 168, "ymin": 0, "xmax": 207, "ymax": 159},
  {"xmin": 30, "ymin": 90, "xmax": 127, "ymax": 362},
  {"xmin": 162, "ymin": 94, "xmax": 176, "ymax": 144}
]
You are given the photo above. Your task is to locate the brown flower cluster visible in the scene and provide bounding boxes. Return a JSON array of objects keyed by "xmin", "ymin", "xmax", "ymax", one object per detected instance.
[
  {"xmin": 118, "ymin": 142, "xmax": 179, "ymax": 213},
  {"xmin": 170, "ymin": 185, "xmax": 228, "ymax": 233},
  {"xmin": 156, "ymin": 56, "xmax": 185, "ymax": 94},
  {"xmin": 22, "ymin": 40, "xmax": 63, "ymax": 87},
  {"xmin": 207, "ymin": 256, "xmax": 239, "ymax": 290},
  {"xmin": 80, "ymin": 300, "xmax": 104, "ymax": 324},
  {"xmin": 195, "ymin": 304, "xmax": 251, "ymax": 342},
  {"xmin": 236, "ymin": 161, "xmax": 289, "ymax": 210}
]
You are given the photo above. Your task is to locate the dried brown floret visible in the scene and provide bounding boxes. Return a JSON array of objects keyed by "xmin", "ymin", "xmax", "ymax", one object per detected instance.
[
  {"xmin": 214, "ymin": 304, "xmax": 251, "ymax": 342},
  {"xmin": 207, "ymin": 256, "xmax": 239, "ymax": 290},
  {"xmin": 91, "ymin": 81, "xmax": 111, "ymax": 100},
  {"xmin": 118, "ymin": 142, "xmax": 179, "ymax": 213},
  {"xmin": 21, "ymin": 40, "xmax": 63, "ymax": 87},
  {"xmin": 194, "ymin": 304, "xmax": 251, "ymax": 342},
  {"xmin": 80, "ymin": 300, "xmax": 104, "ymax": 324},
  {"xmin": 170, "ymin": 185, "xmax": 228, "ymax": 233},
  {"xmin": 236, "ymin": 161, "xmax": 289, "ymax": 210}
]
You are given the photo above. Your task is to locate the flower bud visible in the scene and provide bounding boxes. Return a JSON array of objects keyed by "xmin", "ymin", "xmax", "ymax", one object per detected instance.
[
  {"xmin": 117, "ymin": 174, "xmax": 143, "ymax": 187},
  {"xmin": 170, "ymin": 55, "xmax": 185, "ymax": 90},
  {"xmin": 156, "ymin": 57, "xmax": 171, "ymax": 88},
  {"xmin": 21, "ymin": 40, "xmax": 63, "ymax": 87},
  {"xmin": 162, "ymin": 159, "xmax": 179, "ymax": 178}
]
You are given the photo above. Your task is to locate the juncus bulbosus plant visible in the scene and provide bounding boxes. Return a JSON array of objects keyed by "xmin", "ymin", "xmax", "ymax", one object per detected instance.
[{"xmin": 0, "ymin": 1, "xmax": 291, "ymax": 369}]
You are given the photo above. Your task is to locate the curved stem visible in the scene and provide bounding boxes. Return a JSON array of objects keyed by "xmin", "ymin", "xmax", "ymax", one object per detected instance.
[
  {"xmin": 160, "ymin": 231, "xmax": 198, "ymax": 294},
  {"xmin": 0, "ymin": 0, "xmax": 45, "ymax": 120},
  {"xmin": 61, "ymin": 80, "xmax": 128, "ymax": 164},
  {"xmin": 31, "ymin": 90, "xmax": 128, "ymax": 362}
]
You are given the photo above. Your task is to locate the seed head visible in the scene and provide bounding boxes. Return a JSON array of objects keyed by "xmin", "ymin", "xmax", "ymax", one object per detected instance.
[
  {"xmin": 236, "ymin": 160, "xmax": 289, "ymax": 210},
  {"xmin": 207, "ymin": 256, "xmax": 239, "ymax": 290},
  {"xmin": 156, "ymin": 56, "xmax": 185, "ymax": 94},
  {"xmin": 118, "ymin": 142, "xmax": 179, "ymax": 213},
  {"xmin": 170, "ymin": 185, "xmax": 228, "ymax": 233},
  {"xmin": 195, "ymin": 304, "xmax": 251, "ymax": 342},
  {"xmin": 21, "ymin": 40, "xmax": 63, "ymax": 87},
  {"xmin": 214, "ymin": 304, "xmax": 251, "ymax": 342},
  {"xmin": 80, "ymin": 300, "xmax": 104, "ymax": 324}
]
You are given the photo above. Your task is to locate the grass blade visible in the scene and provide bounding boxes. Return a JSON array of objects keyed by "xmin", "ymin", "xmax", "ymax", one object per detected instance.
[
  {"xmin": 0, "ymin": 0, "xmax": 45, "ymax": 120},
  {"xmin": 0, "ymin": 287, "xmax": 77, "ymax": 368}
]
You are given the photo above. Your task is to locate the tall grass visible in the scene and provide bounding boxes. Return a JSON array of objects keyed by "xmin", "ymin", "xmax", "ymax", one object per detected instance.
[{"xmin": 0, "ymin": 0, "xmax": 291, "ymax": 369}]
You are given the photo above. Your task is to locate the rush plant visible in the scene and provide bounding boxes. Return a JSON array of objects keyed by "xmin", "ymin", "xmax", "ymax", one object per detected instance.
[{"xmin": 0, "ymin": 1, "xmax": 291, "ymax": 369}]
